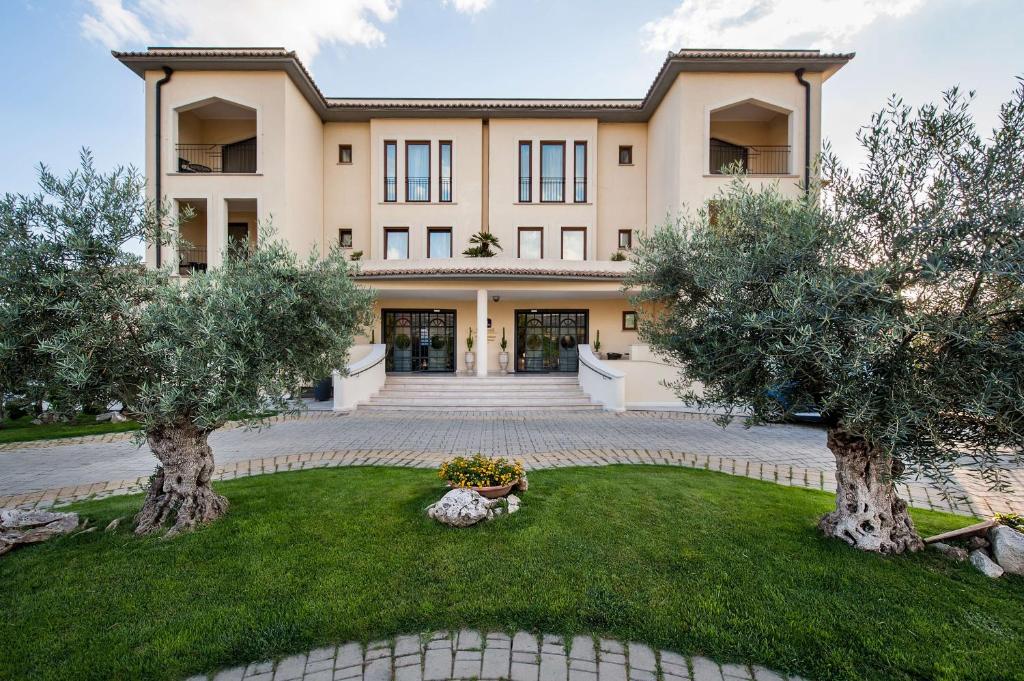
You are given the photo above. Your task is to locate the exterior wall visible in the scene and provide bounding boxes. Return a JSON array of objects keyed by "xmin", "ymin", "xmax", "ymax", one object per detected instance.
[
  {"xmin": 488, "ymin": 119, "xmax": 598, "ymax": 261},
  {"xmin": 596, "ymin": 123, "xmax": 647, "ymax": 259},
  {"xmin": 369, "ymin": 119, "xmax": 483, "ymax": 260},
  {"xmin": 324, "ymin": 122, "xmax": 371, "ymax": 256},
  {"xmin": 283, "ymin": 76, "xmax": 325, "ymax": 258}
]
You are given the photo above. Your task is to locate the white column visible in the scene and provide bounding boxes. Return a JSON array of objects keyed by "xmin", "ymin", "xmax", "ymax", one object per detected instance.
[{"xmin": 476, "ymin": 288, "xmax": 488, "ymax": 376}]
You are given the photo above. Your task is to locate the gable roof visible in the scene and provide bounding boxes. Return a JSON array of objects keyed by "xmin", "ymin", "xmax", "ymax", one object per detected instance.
[{"xmin": 112, "ymin": 47, "xmax": 853, "ymax": 123}]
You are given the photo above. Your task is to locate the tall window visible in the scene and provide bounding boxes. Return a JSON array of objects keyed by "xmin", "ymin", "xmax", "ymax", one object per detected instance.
[
  {"xmin": 439, "ymin": 141, "xmax": 452, "ymax": 203},
  {"xmin": 518, "ymin": 227, "xmax": 543, "ymax": 259},
  {"xmin": 406, "ymin": 142, "xmax": 430, "ymax": 202},
  {"xmin": 561, "ymin": 227, "xmax": 586, "ymax": 261},
  {"xmin": 384, "ymin": 141, "xmax": 397, "ymax": 202},
  {"xmin": 384, "ymin": 227, "xmax": 409, "ymax": 259},
  {"xmin": 540, "ymin": 142, "xmax": 564, "ymax": 202},
  {"xmin": 428, "ymin": 227, "xmax": 452, "ymax": 258},
  {"xmin": 518, "ymin": 141, "xmax": 532, "ymax": 202},
  {"xmin": 574, "ymin": 141, "xmax": 587, "ymax": 203}
]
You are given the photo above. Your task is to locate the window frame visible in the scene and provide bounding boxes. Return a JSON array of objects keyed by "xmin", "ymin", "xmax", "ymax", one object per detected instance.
[
  {"xmin": 383, "ymin": 140, "xmax": 397, "ymax": 202},
  {"xmin": 517, "ymin": 227, "xmax": 544, "ymax": 259},
  {"xmin": 338, "ymin": 228, "xmax": 353, "ymax": 249},
  {"xmin": 383, "ymin": 227, "xmax": 410, "ymax": 260},
  {"xmin": 518, "ymin": 141, "xmax": 532, "ymax": 203},
  {"xmin": 405, "ymin": 140, "xmax": 431, "ymax": 203},
  {"xmin": 438, "ymin": 140, "xmax": 453, "ymax": 203},
  {"xmin": 427, "ymin": 227, "xmax": 453, "ymax": 259},
  {"xmin": 617, "ymin": 229, "xmax": 632, "ymax": 250},
  {"xmin": 539, "ymin": 140, "xmax": 566, "ymax": 203},
  {"xmin": 574, "ymin": 140, "xmax": 587, "ymax": 203},
  {"xmin": 618, "ymin": 145, "xmax": 633, "ymax": 165},
  {"xmin": 560, "ymin": 227, "xmax": 587, "ymax": 261},
  {"xmin": 622, "ymin": 310, "xmax": 638, "ymax": 331},
  {"xmin": 338, "ymin": 144, "xmax": 353, "ymax": 164}
]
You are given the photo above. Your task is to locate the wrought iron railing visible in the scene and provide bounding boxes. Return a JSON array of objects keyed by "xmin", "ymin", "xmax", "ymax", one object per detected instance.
[
  {"xmin": 176, "ymin": 139, "xmax": 256, "ymax": 173},
  {"xmin": 439, "ymin": 177, "xmax": 452, "ymax": 203},
  {"xmin": 709, "ymin": 140, "xmax": 791, "ymax": 175},
  {"xmin": 177, "ymin": 247, "xmax": 207, "ymax": 275},
  {"xmin": 573, "ymin": 178, "xmax": 586, "ymax": 203},
  {"xmin": 540, "ymin": 177, "xmax": 564, "ymax": 202},
  {"xmin": 384, "ymin": 177, "xmax": 397, "ymax": 202},
  {"xmin": 406, "ymin": 177, "xmax": 430, "ymax": 202},
  {"xmin": 519, "ymin": 177, "xmax": 532, "ymax": 202}
]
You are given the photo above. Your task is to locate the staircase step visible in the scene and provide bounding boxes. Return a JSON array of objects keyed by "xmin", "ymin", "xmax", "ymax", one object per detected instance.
[{"xmin": 360, "ymin": 404, "xmax": 603, "ymax": 412}]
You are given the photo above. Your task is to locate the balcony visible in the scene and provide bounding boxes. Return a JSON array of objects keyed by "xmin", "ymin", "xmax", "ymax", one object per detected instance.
[
  {"xmin": 540, "ymin": 177, "xmax": 564, "ymax": 203},
  {"xmin": 709, "ymin": 140, "xmax": 791, "ymax": 175},
  {"xmin": 176, "ymin": 140, "xmax": 256, "ymax": 174},
  {"xmin": 178, "ymin": 246, "xmax": 208, "ymax": 275},
  {"xmin": 709, "ymin": 99, "xmax": 793, "ymax": 176},
  {"xmin": 406, "ymin": 177, "xmax": 429, "ymax": 202},
  {"xmin": 175, "ymin": 97, "xmax": 257, "ymax": 174}
]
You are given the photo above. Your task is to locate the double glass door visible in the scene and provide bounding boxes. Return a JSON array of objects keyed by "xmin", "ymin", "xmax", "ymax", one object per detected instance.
[
  {"xmin": 383, "ymin": 310, "xmax": 456, "ymax": 372},
  {"xmin": 515, "ymin": 310, "xmax": 588, "ymax": 373}
]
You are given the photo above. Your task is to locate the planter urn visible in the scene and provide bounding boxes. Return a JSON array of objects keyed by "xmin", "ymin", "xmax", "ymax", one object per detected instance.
[
  {"xmin": 498, "ymin": 351, "xmax": 510, "ymax": 373},
  {"xmin": 465, "ymin": 351, "xmax": 476, "ymax": 373}
]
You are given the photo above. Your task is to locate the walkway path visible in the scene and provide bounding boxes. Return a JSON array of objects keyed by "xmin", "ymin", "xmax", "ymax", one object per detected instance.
[
  {"xmin": 0, "ymin": 411, "xmax": 1019, "ymax": 517},
  {"xmin": 184, "ymin": 630, "xmax": 805, "ymax": 681}
]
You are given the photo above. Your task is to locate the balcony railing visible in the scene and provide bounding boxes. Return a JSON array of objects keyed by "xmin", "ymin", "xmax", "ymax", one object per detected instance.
[
  {"xmin": 709, "ymin": 139, "xmax": 791, "ymax": 175},
  {"xmin": 439, "ymin": 177, "xmax": 452, "ymax": 203},
  {"xmin": 178, "ymin": 247, "xmax": 207, "ymax": 275},
  {"xmin": 519, "ymin": 177, "xmax": 532, "ymax": 202},
  {"xmin": 573, "ymin": 178, "xmax": 586, "ymax": 203},
  {"xmin": 540, "ymin": 177, "xmax": 564, "ymax": 202},
  {"xmin": 385, "ymin": 176, "xmax": 397, "ymax": 202},
  {"xmin": 176, "ymin": 138, "xmax": 257, "ymax": 174},
  {"xmin": 406, "ymin": 177, "xmax": 430, "ymax": 202}
]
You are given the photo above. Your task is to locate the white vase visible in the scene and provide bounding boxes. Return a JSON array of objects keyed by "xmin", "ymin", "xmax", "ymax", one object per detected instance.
[
  {"xmin": 465, "ymin": 351, "xmax": 475, "ymax": 373},
  {"xmin": 498, "ymin": 351, "xmax": 510, "ymax": 373}
]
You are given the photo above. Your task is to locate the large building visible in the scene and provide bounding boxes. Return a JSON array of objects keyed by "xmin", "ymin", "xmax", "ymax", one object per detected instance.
[{"xmin": 113, "ymin": 47, "xmax": 851, "ymax": 410}]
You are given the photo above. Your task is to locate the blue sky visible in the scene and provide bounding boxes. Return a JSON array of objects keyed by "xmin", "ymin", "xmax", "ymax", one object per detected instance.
[{"xmin": 0, "ymin": 0, "xmax": 1021, "ymax": 196}]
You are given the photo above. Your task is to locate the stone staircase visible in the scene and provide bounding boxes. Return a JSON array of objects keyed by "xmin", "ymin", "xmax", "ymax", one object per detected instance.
[{"xmin": 358, "ymin": 374, "xmax": 604, "ymax": 412}]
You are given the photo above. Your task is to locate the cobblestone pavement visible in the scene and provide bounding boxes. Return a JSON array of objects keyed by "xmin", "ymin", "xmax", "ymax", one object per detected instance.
[
  {"xmin": 184, "ymin": 630, "xmax": 807, "ymax": 681},
  {"xmin": 0, "ymin": 411, "xmax": 1020, "ymax": 517}
]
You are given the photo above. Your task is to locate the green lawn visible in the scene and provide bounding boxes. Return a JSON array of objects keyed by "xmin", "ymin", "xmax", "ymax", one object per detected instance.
[
  {"xmin": 0, "ymin": 413, "xmax": 139, "ymax": 444},
  {"xmin": 1, "ymin": 465, "xmax": 1022, "ymax": 681}
]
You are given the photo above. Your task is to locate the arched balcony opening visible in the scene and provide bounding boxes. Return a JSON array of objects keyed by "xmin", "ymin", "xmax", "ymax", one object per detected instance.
[
  {"xmin": 175, "ymin": 98, "xmax": 257, "ymax": 174},
  {"xmin": 709, "ymin": 100, "xmax": 792, "ymax": 176}
]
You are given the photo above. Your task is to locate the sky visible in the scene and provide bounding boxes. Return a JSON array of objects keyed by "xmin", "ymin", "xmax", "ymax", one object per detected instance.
[{"xmin": 0, "ymin": 0, "xmax": 1021, "ymax": 196}]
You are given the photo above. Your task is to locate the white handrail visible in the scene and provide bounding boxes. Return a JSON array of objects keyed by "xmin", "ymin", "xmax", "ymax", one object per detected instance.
[
  {"xmin": 577, "ymin": 344, "xmax": 625, "ymax": 412},
  {"xmin": 333, "ymin": 344, "xmax": 386, "ymax": 412}
]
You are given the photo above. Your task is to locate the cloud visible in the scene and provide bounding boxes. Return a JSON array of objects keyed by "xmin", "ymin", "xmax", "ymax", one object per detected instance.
[
  {"xmin": 80, "ymin": 0, "xmax": 399, "ymax": 62},
  {"xmin": 442, "ymin": 0, "xmax": 492, "ymax": 14},
  {"xmin": 641, "ymin": 0, "xmax": 925, "ymax": 52}
]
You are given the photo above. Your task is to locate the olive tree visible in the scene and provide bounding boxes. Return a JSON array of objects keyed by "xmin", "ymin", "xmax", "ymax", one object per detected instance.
[
  {"xmin": 626, "ymin": 84, "xmax": 1024, "ymax": 553},
  {"xmin": 0, "ymin": 150, "xmax": 375, "ymax": 535}
]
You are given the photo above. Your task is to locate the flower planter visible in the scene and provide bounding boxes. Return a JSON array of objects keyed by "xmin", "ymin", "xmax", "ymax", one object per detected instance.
[
  {"xmin": 447, "ymin": 480, "xmax": 519, "ymax": 499},
  {"xmin": 465, "ymin": 351, "xmax": 475, "ymax": 373},
  {"xmin": 498, "ymin": 351, "xmax": 510, "ymax": 373}
]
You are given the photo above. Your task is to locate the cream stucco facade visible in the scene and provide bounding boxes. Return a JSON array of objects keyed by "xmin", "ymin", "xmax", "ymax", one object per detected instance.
[{"xmin": 116, "ymin": 47, "xmax": 851, "ymax": 404}]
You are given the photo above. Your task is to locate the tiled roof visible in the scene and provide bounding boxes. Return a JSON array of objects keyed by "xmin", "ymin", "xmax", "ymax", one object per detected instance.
[{"xmin": 352, "ymin": 258, "xmax": 630, "ymax": 280}]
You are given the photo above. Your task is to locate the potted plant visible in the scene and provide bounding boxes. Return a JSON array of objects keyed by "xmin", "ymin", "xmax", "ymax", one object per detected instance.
[
  {"xmin": 429, "ymin": 334, "xmax": 447, "ymax": 371},
  {"xmin": 498, "ymin": 328, "xmax": 510, "ymax": 373},
  {"xmin": 438, "ymin": 454, "xmax": 525, "ymax": 499},
  {"xmin": 393, "ymin": 332, "xmax": 412, "ymax": 371},
  {"xmin": 350, "ymin": 250, "xmax": 363, "ymax": 261},
  {"xmin": 462, "ymin": 231, "xmax": 503, "ymax": 258},
  {"xmin": 465, "ymin": 326, "xmax": 475, "ymax": 373},
  {"xmin": 593, "ymin": 330, "xmax": 602, "ymax": 358}
]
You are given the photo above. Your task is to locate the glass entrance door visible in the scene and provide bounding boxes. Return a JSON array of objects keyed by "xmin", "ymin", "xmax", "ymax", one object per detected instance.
[
  {"xmin": 382, "ymin": 310, "xmax": 456, "ymax": 372},
  {"xmin": 514, "ymin": 310, "xmax": 588, "ymax": 373}
]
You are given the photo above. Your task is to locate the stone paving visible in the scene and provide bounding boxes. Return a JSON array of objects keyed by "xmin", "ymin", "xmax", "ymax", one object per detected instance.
[
  {"xmin": 0, "ymin": 411, "xmax": 1020, "ymax": 517},
  {"xmin": 183, "ymin": 630, "xmax": 806, "ymax": 681}
]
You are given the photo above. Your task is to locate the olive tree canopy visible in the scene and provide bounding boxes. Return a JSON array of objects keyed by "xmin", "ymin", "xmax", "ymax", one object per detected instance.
[{"xmin": 627, "ymin": 83, "xmax": 1024, "ymax": 553}]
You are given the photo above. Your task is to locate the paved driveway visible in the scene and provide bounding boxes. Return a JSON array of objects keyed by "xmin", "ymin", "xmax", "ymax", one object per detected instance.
[{"xmin": 0, "ymin": 411, "xmax": 830, "ymax": 496}]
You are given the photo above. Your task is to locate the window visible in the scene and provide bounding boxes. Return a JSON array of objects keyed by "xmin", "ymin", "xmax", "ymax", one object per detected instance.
[
  {"xmin": 428, "ymin": 227, "xmax": 452, "ymax": 258},
  {"xmin": 574, "ymin": 141, "xmax": 587, "ymax": 203},
  {"xmin": 618, "ymin": 145, "xmax": 633, "ymax": 165},
  {"xmin": 540, "ymin": 141, "xmax": 565, "ymax": 202},
  {"xmin": 618, "ymin": 229, "xmax": 632, "ymax": 250},
  {"xmin": 406, "ymin": 141, "xmax": 430, "ymax": 202},
  {"xmin": 384, "ymin": 141, "xmax": 397, "ymax": 202},
  {"xmin": 338, "ymin": 144, "xmax": 352, "ymax": 164},
  {"xmin": 518, "ymin": 227, "xmax": 543, "ymax": 259},
  {"xmin": 339, "ymin": 228, "xmax": 353, "ymax": 249},
  {"xmin": 622, "ymin": 311, "xmax": 638, "ymax": 331},
  {"xmin": 384, "ymin": 227, "xmax": 409, "ymax": 259},
  {"xmin": 561, "ymin": 227, "xmax": 586, "ymax": 261},
  {"xmin": 518, "ymin": 141, "xmax": 532, "ymax": 202},
  {"xmin": 439, "ymin": 141, "xmax": 452, "ymax": 203}
]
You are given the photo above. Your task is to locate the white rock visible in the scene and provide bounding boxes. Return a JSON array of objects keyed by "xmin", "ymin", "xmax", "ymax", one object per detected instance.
[
  {"xmin": 506, "ymin": 494, "xmax": 521, "ymax": 514},
  {"xmin": 969, "ymin": 549, "xmax": 1004, "ymax": 579},
  {"xmin": 930, "ymin": 542, "xmax": 968, "ymax": 562},
  {"xmin": 427, "ymin": 488, "xmax": 494, "ymax": 527},
  {"xmin": 989, "ymin": 525, "xmax": 1024, "ymax": 576},
  {"xmin": 95, "ymin": 412, "xmax": 113, "ymax": 422},
  {"xmin": 0, "ymin": 509, "xmax": 79, "ymax": 556}
]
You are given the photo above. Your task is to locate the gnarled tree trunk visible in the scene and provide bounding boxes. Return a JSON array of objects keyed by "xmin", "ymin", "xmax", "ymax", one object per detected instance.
[
  {"xmin": 134, "ymin": 421, "xmax": 228, "ymax": 536},
  {"xmin": 819, "ymin": 427, "xmax": 923, "ymax": 554}
]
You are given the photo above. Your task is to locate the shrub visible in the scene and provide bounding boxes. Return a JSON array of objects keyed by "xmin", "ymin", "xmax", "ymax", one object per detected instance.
[{"xmin": 439, "ymin": 454, "xmax": 524, "ymax": 488}]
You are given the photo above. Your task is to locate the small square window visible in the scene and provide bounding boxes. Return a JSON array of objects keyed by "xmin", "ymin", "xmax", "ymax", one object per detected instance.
[
  {"xmin": 622, "ymin": 311, "xmax": 638, "ymax": 331},
  {"xmin": 339, "ymin": 144, "xmax": 353, "ymax": 164},
  {"xmin": 618, "ymin": 145, "xmax": 633, "ymax": 165},
  {"xmin": 338, "ymin": 228, "xmax": 353, "ymax": 249},
  {"xmin": 618, "ymin": 229, "xmax": 632, "ymax": 250}
]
